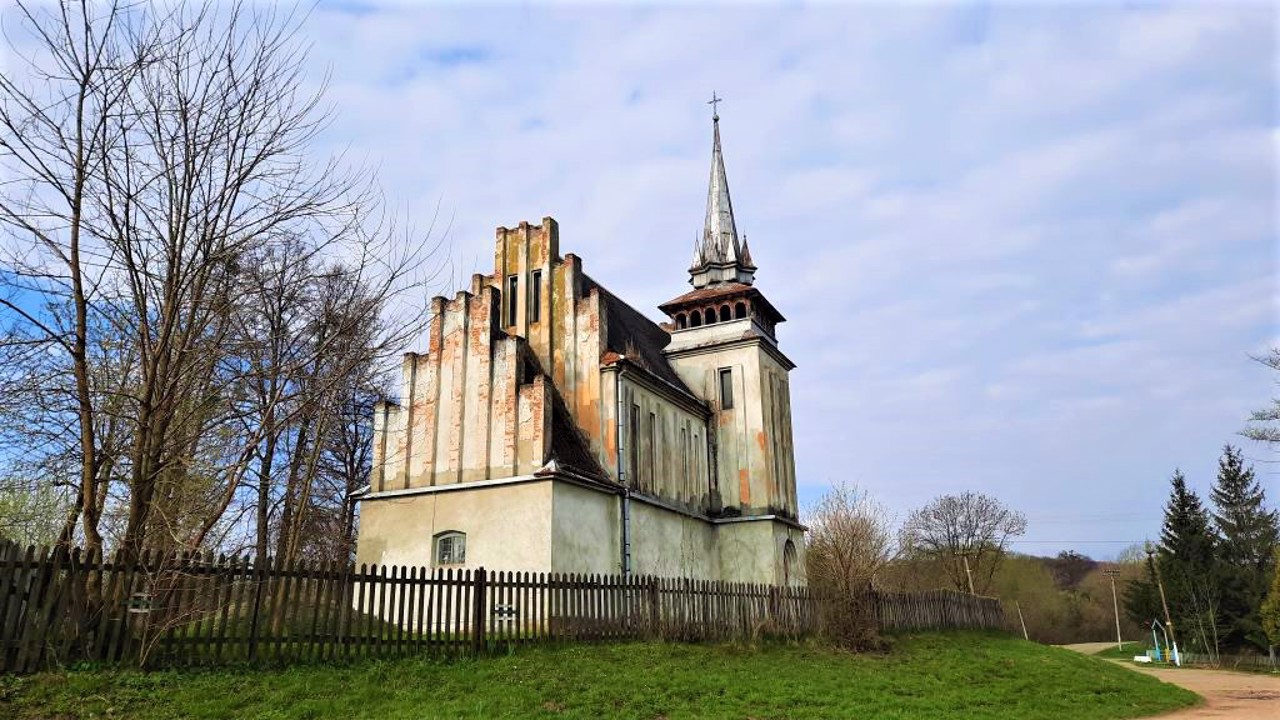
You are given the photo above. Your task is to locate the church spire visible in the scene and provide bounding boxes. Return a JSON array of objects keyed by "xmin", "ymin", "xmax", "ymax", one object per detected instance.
[{"xmin": 689, "ymin": 94, "xmax": 755, "ymax": 288}]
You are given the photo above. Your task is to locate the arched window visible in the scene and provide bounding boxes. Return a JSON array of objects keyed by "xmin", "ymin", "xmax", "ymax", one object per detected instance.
[
  {"xmin": 690, "ymin": 312, "xmax": 702, "ymax": 327},
  {"xmin": 434, "ymin": 531, "xmax": 466, "ymax": 567},
  {"xmin": 783, "ymin": 539, "xmax": 798, "ymax": 585},
  {"xmin": 703, "ymin": 308, "xmax": 716, "ymax": 325},
  {"xmin": 734, "ymin": 302, "xmax": 747, "ymax": 319},
  {"xmin": 719, "ymin": 305, "xmax": 731, "ymax": 322},
  {"xmin": 675, "ymin": 313, "xmax": 686, "ymax": 329}
]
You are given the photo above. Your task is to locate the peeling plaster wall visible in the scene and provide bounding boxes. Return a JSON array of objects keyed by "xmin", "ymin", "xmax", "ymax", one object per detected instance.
[
  {"xmin": 361, "ymin": 215, "xmax": 804, "ymax": 585},
  {"xmin": 356, "ymin": 481, "xmax": 554, "ymax": 571},
  {"xmin": 614, "ymin": 373, "xmax": 712, "ymax": 511},
  {"xmin": 665, "ymin": 338, "xmax": 797, "ymax": 518},
  {"xmin": 550, "ymin": 481, "xmax": 619, "ymax": 574},
  {"xmin": 370, "ymin": 284, "xmax": 555, "ymax": 490},
  {"xmin": 628, "ymin": 500, "xmax": 720, "ymax": 579}
]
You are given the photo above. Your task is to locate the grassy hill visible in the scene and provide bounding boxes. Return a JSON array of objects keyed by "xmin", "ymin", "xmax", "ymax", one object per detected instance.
[{"xmin": 2, "ymin": 632, "xmax": 1198, "ymax": 720}]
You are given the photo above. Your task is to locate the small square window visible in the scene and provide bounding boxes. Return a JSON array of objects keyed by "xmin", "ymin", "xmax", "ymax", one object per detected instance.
[
  {"xmin": 435, "ymin": 532, "xmax": 466, "ymax": 566},
  {"xmin": 719, "ymin": 368, "xmax": 734, "ymax": 410}
]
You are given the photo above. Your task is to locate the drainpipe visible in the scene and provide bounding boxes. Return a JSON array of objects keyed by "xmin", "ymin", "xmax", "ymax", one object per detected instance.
[{"xmin": 615, "ymin": 365, "xmax": 632, "ymax": 577}]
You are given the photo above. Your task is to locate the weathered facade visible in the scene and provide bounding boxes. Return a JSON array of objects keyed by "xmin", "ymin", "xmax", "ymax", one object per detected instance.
[{"xmin": 356, "ymin": 114, "xmax": 805, "ymax": 585}]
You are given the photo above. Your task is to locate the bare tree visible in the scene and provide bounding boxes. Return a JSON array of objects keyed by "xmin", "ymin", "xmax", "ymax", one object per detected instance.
[
  {"xmin": 807, "ymin": 483, "xmax": 894, "ymax": 594},
  {"xmin": 899, "ymin": 491, "xmax": 1027, "ymax": 595},
  {"xmin": 805, "ymin": 483, "xmax": 894, "ymax": 650},
  {"xmin": 0, "ymin": 0, "xmax": 144, "ymax": 558},
  {"xmin": 1, "ymin": 1, "xmax": 445, "ymax": 559}
]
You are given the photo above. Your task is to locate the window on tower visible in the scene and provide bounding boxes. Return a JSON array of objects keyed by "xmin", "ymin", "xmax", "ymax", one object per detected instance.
[
  {"xmin": 719, "ymin": 368, "xmax": 734, "ymax": 410},
  {"xmin": 529, "ymin": 270, "xmax": 542, "ymax": 323},
  {"xmin": 734, "ymin": 302, "xmax": 747, "ymax": 319},
  {"xmin": 703, "ymin": 308, "xmax": 716, "ymax": 325},
  {"xmin": 506, "ymin": 275, "xmax": 519, "ymax": 326}
]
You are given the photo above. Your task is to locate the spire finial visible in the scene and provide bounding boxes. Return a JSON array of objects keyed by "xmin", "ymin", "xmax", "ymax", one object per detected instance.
[{"xmin": 708, "ymin": 91, "xmax": 722, "ymax": 121}]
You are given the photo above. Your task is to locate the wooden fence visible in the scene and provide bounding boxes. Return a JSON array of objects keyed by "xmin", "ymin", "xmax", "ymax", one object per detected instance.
[
  {"xmin": 1, "ymin": 545, "xmax": 1009, "ymax": 673},
  {"xmin": 1178, "ymin": 651, "xmax": 1277, "ymax": 671},
  {"xmin": 871, "ymin": 588, "xmax": 1005, "ymax": 632},
  {"xmin": 0, "ymin": 544, "xmax": 814, "ymax": 673}
]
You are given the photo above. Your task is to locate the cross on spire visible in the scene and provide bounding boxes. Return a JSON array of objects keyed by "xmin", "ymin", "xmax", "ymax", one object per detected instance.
[{"xmin": 707, "ymin": 91, "xmax": 722, "ymax": 120}]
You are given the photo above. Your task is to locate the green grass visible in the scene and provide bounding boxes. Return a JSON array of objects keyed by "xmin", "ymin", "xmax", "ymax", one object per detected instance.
[
  {"xmin": 1, "ymin": 632, "xmax": 1199, "ymax": 720},
  {"xmin": 1093, "ymin": 642, "xmax": 1152, "ymax": 660}
]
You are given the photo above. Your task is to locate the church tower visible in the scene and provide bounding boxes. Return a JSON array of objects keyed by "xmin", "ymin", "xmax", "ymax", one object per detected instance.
[{"xmin": 660, "ymin": 108, "xmax": 798, "ymax": 526}]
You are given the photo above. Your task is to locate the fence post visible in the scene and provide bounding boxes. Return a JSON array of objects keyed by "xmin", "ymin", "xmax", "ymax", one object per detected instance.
[
  {"xmin": 471, "ymin": 567, "xmax": 486, "ymax": 655},
  {"xmin": 647, "ymin": 578, "xmax": 659, "ymax": 637},
  {"xmin": 247, "ymin": 556, "xmax": 268, "ymax": 663}
]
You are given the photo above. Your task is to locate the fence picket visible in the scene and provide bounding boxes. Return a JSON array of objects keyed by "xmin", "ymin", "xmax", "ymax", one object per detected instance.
[{"xmin": 0, "ymin": 545, "xmax": 1020, "ymax": 674}]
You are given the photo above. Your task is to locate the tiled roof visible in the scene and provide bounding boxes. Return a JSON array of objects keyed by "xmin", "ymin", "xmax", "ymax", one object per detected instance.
[{"xmin": 658, "ymin": 282, "xmax": 786, "ymax": 323}]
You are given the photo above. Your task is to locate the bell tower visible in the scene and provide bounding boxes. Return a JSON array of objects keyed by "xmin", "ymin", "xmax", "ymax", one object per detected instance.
[{"xmin": 659, "ymin": 105, "xmax": 797, "ymax": 522}]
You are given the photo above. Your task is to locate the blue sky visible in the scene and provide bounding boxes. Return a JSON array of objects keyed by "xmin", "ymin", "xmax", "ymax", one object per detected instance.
[{"xmin": 303, "ymin": 1, "xmax": 1276, "ymax": 558}]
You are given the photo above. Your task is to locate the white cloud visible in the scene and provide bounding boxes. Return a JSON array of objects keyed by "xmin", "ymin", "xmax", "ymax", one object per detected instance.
[{"xmin": 298, "ymin": 2, "xmax": 1276, "ymax": 557}]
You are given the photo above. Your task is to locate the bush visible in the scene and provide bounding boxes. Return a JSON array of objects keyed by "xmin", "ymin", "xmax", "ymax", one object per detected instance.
[{"xmin": 805, "ymin": 484, "xmax": 892, "ymax": 650}]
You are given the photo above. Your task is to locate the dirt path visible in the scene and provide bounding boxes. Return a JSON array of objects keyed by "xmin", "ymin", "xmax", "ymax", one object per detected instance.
[{"xmin": 1060, "ymin": 643, "xmax": 1280, "ymax": 719}]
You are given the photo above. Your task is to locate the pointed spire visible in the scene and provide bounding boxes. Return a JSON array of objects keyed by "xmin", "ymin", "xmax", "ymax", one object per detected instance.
[
  {"xmin": 687, "ymin": 95, "xmax": 756, "ymax": 289},
  {"xmin": 700, "ymin": 113, "xmax": 740, "ymax": 266}
]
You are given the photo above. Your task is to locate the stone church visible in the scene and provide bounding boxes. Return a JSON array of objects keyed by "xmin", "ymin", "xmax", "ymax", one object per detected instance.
[{"xmin": 354, "ymin": 113, "xmax": 804, "ymax": 585}]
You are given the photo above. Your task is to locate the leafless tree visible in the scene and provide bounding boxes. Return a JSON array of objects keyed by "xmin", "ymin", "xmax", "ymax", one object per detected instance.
[
  {"xmin": 0, "ymin": 0, "xmax": 145, "ymax": 558},
  {"xmin": 899, "ymin": 491, "xmax": 1027, "ymax": 595},
  {"xmin": 1, "ymin": 1, "xmax": 446, "ymax": 561},
  {"xmin": 805, "ymin": 483, "xmax": 894, "ymax": 650}
]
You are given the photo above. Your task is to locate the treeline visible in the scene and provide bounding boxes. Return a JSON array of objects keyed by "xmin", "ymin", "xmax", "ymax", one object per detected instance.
[
  {"xmin": 881, "ymin": 547, "xmax": 1146, "ymax": 645},
  {"xmin": 1121, "ymin": 445, "xmax": 1278, "ymax": 657},
  {"xmin": 0, "ymin": 2, "xmax": 441, "ymax": 565}
]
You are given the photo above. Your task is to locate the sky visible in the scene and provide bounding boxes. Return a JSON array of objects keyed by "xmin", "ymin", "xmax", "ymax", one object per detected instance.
[{"xmin": 123, "ymin": 1, "xmax": 1280, "ymax": 558}]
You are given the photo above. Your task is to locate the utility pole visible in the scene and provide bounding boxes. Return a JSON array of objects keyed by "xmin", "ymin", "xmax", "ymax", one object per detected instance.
[
  {"xmin": 1015, "ymin": 601, "xmax": 1029, "ymax": 640},
  {"xmin": 1103, "ymin": 568, "xmax": 1123, "ymax": 651},
  {"xmin": 1146, "ymin": 543, "xmax": 1180, "ymax": 665},
  {"xmin": 962, "ymin": 553, "xmax": 975, "ymax": 595}
]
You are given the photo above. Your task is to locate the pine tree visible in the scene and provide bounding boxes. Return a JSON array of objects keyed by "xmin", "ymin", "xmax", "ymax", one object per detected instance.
[
  {"xmin": 1261, "ymin": 549, "xmax": 1280, "ymax": 652},
  {"xmin": 1122, "ymin": 551, "xmax": 1163, "ymax": 627},
  {"xmin": 1158, "ymin": 469, "xmax": 1220, "ymax": 652},
  {"xmin": 1210, "ymin": 445, "xmax": 1280, "ymax": 651}
]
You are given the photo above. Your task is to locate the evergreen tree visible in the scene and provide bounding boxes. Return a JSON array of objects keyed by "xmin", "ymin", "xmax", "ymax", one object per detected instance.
[
  {"xmin": 1158, "ymin": 469, "xmax": 1221, "ymax": 652},
  {"xmin": 1210, "ymin": 445, "xmax": 1280, "ymax": 651},
  {"xmin": 1122, "ymin": 551, "xmax": 1163, "ymax": 627},
  {"xmin": 1261, "ymin": 549, "xmax": 1280, "ymax": 652}
]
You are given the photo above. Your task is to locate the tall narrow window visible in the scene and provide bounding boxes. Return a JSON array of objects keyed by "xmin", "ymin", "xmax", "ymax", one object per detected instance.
[
  {"xmin": 719, "ymin": 368, "xmax": 734, "ymax": 410},
  {"xmin": 529, "ymin": 270, "xmax": 542, "ymax": 323},
  {"xmin": 629, "ymin": 403, "xmax": 640, "ymax": 485},
  {"xmin": 648, "ymin": 412, "xmax": 657, "ymax": 493},
  {"xmin": 680, "ymin": 427, "xmax": 689, "ymax": 494},
  {"xmin": 506, "ymin": 275, "xmax": 519, "ymax": 326}
]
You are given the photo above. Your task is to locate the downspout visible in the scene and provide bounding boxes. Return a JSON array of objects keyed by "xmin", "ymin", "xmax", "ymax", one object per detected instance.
[{"xmin": 615, "ymin": 364, "xmax": 632, "ymax": 577}]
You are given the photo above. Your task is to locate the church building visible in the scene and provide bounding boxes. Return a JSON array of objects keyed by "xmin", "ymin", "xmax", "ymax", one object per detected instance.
[{"xmin": 354, "ymin": 112, "xmax": 804, "ymax": 585}]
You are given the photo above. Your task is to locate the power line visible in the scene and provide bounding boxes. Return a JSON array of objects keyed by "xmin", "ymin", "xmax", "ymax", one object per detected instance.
[{"xmin": 1009, "ymin": 540, "xmax": 1147, "ymax": 544}]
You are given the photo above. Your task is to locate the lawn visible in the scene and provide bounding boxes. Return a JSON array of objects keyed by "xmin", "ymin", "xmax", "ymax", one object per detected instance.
[
  {"xmin": 1094, "ymin": 642, "xmax": 1151, "ymax": 660},
  {"xmin": 2, "ymin": 632, "xmax": 1199, "ymax": 720}
]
